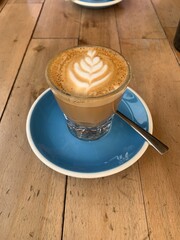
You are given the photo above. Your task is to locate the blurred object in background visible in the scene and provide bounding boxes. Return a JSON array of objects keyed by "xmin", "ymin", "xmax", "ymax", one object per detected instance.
[{"xmin": 174, "ymin": 20, "xmax": 180, "ymax": 52}]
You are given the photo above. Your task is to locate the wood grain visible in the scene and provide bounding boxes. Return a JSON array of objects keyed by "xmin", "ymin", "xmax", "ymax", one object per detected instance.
[
  {"xmin": 0, "ymin": 39, "xmax": 77, "ymax": 239},
  {"xmin": 8, "ymin": 0, "xmax": 44, "ymax": 4},
  {"xmin": 0, "ymin": 3, "xmax": 42, "ymax": 117},
  {"xmin": 34, "ymin": 0, "xmax": 81, "ymax": 38},
  {"xmin": 115, "ymin": 0, "xmax": 165, "ymax": 39},
  {"xmin": 63, "ymin": 167, "xmax": 149, "ymax": 240},
  {"xmin": 121, "ymin": 38, "xmax": 180, "ymax": 239},
  {"xmin": 79, "ymin": 7, "xmax": 120, "ymax": 52},
  {"xmin": 151, "ymin": 0, "xmax": 180, "ymax": 27}
]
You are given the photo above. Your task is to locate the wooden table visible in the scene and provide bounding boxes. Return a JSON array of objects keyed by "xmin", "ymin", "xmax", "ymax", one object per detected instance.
[{"xmin": 0, "ymin": 0, "xmax": 180, "ymax": 239}]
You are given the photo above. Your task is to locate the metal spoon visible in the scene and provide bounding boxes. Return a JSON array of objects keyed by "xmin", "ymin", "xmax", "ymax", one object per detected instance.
[{"xmin": 115, "ymin": 110, "xmax": 169, "ymax": 155}]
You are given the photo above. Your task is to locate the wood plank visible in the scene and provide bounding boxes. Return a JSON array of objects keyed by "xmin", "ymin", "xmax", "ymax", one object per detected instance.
[
  {"xmin": 62, "ymin": 9, "xmax": 149, "ymax": 239},
  {"xmin": 0, "ymin": 4, "xmax": 42, "ymax": 117},
  {"xmin": 0, "ymin": 39, "xmax": 77, "ymax": 239},
  {"xmin": 115, "ymin": 0, "xmax": 165, "ymax": 39},
  {"xmin": 79, "ymin": 7, "xmax": 120, "ymax": 52},
  {"xmin": 63, "ymin": 167, "xmax": 149, "ymax": 240},
  {"xmin": 164, "ymin": 27, "xmax": 180, "ymax": 64},
  {"xmin": 121, "ymin": 39, "xmax": 180, "ymax": 239},
  {"xmin": 8, "ymin": 0, "xmax": 44, "ymax": 4},
  {"xmin": 34, "ymin": 0, "xmax": 81, "ymax": 38},
  {"xmin": 151, "ymin": 0, "xmax": 180, "ymax": 27}
]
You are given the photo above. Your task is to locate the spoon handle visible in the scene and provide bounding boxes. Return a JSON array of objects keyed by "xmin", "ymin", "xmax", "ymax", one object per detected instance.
[{"xmin": 116, "ymin": 110, "xmax": 169, "ymax": 155}]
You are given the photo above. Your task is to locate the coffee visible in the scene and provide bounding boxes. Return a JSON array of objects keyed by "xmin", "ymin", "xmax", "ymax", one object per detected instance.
[
  {"xmin": 47, "ymin": 46, "xmax": 128, "ymax": 98},
  {"xmin": 46, "ymin": 46, "xmax": 131, "ymax": 140}
]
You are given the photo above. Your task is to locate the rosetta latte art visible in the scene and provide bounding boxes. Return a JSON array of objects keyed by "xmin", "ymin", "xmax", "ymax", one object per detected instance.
[
  {"xmin": 47, "ymin": 46, "xmax": 129, "ymax": 97},
  {"xmin": 68, "ymin": 50, "xmax": 112, "ymax": 93}
]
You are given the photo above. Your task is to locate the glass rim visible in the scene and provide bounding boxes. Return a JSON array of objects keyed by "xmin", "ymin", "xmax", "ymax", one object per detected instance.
[{"xmin": 45, "ymin": 45, "xmax": 132, "ymax": 100}]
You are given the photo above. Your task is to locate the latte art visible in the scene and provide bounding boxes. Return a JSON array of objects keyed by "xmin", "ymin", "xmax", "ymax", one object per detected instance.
[
  {"xmin": 69, "ymin": 50, "xmax": 112, "ymax": 93},
  {"xmin": 47, "ymin": 46, "xmax": 129, "ymax": 97}
]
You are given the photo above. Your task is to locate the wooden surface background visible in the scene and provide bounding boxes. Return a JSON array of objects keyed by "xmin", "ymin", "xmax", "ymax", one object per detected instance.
[{"xmin": 0, "ymin": 0, "xmax": 180, "ymax": 239}]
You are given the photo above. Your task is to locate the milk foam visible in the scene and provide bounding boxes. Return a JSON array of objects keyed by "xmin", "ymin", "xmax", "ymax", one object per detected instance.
[
  {"xmin": 47, "ymin": 46, "xmax": 129, "ymax": 97},
  {"xmin": 68, "ymin": 50, "xmax": 112, "ymax": 93}
]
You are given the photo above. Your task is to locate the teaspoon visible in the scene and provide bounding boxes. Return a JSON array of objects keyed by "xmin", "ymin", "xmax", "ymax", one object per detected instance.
[{"xmin": 115, "ymin": 110, "xmax": 169, "ymax": 155}]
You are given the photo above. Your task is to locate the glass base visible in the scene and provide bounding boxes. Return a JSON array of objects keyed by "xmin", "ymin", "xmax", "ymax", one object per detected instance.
[{"xmin": 65, "ymin": 115, "xmax": 113, "ymax": 141}]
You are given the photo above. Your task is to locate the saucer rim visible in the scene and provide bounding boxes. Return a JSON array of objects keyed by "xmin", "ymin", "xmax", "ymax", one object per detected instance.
[
  {"xmin": 71, "ymin": 0, "xmax": 122, "ymax": 8},
  {"xmin": 26, "ymin": 87, "xmax": 153, "ymax": 179}
]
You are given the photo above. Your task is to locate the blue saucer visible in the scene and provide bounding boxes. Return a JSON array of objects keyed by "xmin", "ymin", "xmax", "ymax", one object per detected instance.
[{"xmin": 26, "ymin": 88, "xmax": 153, "ymax": 178}]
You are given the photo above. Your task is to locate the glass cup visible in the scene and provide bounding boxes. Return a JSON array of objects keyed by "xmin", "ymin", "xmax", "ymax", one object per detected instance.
[{"xmin": 46, "ymin": 46, "xmax": 131, "ymax": 141}]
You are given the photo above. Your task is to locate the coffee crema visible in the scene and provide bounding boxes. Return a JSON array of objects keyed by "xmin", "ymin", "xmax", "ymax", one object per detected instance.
[{"xmin": 46, "ymin": 46, "xmax": 129, "ymax": 97}]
